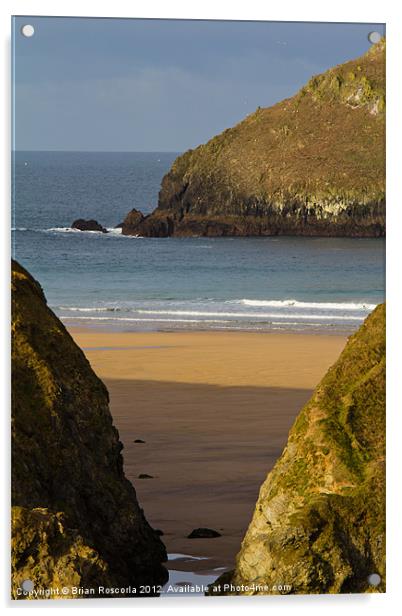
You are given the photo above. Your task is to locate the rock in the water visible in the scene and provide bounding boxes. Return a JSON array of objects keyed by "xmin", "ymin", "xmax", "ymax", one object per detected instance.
[
  {"xmin": 210, "ymin": 304, "xmax": 385, "ymax": 595},
  {"xmin": 11, "ymin": 260, "xmax": 167, "ymax": 598},
  {"xmin": 121, "ymin": 208, "xmax": 145, "ymax": 236},
  {"xmin": 71, "ymin": 218, "xmax": 108, "ymax": 233},
  {"xmin": 125, "ymin": 41, "xmax": 385, "ymax": 238},
  {"xmin": 134, "ymin": 439, "xmax": 146, "ymax": 443},
  {"xmin": 138, "ymin": 474, "xmax": 154, "ymax": 479},
  {"xmin": 188, "ymin": 528, "xmax": 222, "ymax": 539}
]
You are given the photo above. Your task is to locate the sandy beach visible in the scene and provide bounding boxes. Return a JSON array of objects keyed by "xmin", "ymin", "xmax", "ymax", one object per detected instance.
[{"xmin": 69, "ymin": 327, "xmax": 346, "ymax": 573}]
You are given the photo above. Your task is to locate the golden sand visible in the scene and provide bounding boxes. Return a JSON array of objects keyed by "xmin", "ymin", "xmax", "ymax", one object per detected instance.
[{"xmin": 69, "ymin": 327, "xmax": 346, "ymax": 570}]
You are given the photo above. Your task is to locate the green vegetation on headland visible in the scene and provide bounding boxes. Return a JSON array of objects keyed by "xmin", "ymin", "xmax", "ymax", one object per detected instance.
[
  {"xmin": 122, "ymin": 40, "xmax": 385, "ymax": 238},
  {"xmin": 209, "ymin": 304, "xmax": 385, "ymax": 595},
  {"xmin": 11, "ymin": 260, "xmax": 167, "ymax": 599}
]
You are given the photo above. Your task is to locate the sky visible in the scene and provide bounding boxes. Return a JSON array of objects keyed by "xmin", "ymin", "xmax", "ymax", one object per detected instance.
[{"xmin": 12, "ymin": 17, "xmax": 385, "ymax": 152}]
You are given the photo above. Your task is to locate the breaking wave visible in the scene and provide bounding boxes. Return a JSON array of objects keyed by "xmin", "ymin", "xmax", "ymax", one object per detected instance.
[{"xmin": 230, "ymin": 299, "xmax": 376, "ymax": 311}]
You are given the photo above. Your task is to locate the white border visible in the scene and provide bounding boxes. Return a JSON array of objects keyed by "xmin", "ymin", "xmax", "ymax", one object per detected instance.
[{"xmin": 1, "ymin": 1, "xmax": 401, "ymax": 614}]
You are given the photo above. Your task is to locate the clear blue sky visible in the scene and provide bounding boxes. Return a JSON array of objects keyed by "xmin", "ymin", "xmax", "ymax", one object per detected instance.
[{"xmin": 12, "ymin": 17, "xmax": 385, "ymax": 152}]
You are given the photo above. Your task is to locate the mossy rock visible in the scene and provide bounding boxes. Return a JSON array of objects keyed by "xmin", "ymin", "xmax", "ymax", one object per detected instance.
[
  {"xmin": 11, "ymin": 260, "xmax": 168, "ymax": 599},
  {"xmin": 209, "ymin": 304, "xmax": 385, "ymax": 595}
]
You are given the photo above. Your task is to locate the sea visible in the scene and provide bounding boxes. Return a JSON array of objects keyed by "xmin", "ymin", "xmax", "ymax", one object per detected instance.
[{"xmin": 12, "ymin": 151, "xmax": 385, "ymax": 334}]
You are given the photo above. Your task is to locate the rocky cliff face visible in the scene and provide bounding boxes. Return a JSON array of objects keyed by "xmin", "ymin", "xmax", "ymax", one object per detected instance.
[
  {"xmin": 210, "ymin": 304, "xmax": 385, "ymax": 595},
  {"xmin": 123, "ymin": 40, "xmax": 385, "ymax": 238},
  {"xmin": 11, "ymin": 260, "xmax": 167, "ymax": 599}
]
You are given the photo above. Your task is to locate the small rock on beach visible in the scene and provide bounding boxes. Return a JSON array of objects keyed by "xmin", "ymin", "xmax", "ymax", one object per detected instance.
[{"xmin": 187, "ymin": 528, "xmax": 222, "ymax": 539}]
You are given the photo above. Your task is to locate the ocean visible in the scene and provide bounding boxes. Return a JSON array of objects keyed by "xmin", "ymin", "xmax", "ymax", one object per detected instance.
[{"xmin": 12, "ymin": 151, "xmax": 385, "ymax": 334}]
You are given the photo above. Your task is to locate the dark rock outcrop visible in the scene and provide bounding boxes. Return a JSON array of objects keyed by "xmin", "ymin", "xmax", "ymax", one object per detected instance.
[
  {"xmin": 125, "ymin": 40, "xmax": 385, "ymax": 238},
  {"xmin": 121, "ymin": 209, "xmax": 145, "ymax": 236},
  {"xmin": 188, "ymin": 528, "xmax": 222, "ymax": 539},
  {"xmin": 72, "ymin": 219, "xmax": 108, "ymax": 233},
  {"xmin": 11, "ymin": 260, "xmax": 167, "ymax": 599},
  {"xmin": 209, "ymin": 304, "xmax": 385, "ymax": 595}
]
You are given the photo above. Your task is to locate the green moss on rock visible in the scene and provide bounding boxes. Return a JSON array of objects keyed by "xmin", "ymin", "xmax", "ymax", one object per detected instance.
[
  {"xmin": 209, "ymin": 304, "xmax": 385, "ymax": 595},
  {"xmin": 11, "ymin": 260, "xmax": 168, "ymax": 599}
]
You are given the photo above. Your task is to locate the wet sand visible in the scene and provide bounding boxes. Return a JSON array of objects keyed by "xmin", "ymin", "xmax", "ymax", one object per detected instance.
[{"xmin": 68, "ymin": 328, "xmax": 346, "ymax": 572}]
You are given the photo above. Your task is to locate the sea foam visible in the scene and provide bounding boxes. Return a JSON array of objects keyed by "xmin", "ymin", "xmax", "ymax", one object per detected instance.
[{"xmin": 230, "ymin": 299, "xmax": 376, "ymax": 311}]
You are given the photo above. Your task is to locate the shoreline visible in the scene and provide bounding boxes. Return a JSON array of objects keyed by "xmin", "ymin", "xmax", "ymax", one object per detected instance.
[
  {"xmin": 63, "ymin": 318, "xmax": 357, "ymax": 337},
  {"xmin": 68, "ymin": 327, "xmax": 346, "ymax": 570}
]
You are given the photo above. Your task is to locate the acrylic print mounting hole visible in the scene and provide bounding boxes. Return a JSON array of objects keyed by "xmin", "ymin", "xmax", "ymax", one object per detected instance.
[
  {"xmin": 21, "ymin": 24, "xmax": 35, "ymax": 38},
  {"xmin": 21, "ymin": 579, "xmax": 34, "ymax": 592},
  {"xmin": 367, "ymin": 573, "xmax": 381, "ymax": 587},
  {"xmin": 368, "ymin": 31, "xmax": 381, "ymax": 44}
]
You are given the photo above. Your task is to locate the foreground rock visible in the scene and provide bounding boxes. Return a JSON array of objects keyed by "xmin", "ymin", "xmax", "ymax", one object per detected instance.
[
  {"xmin": 209, "ymin": 304, "xmax": 385, "ymax": 595},
  {"xmin": 11, "ymin": 260, "xmax": 167, "ymax": 599},
  {"xmin": 124, "ymin": 41, "xmax": 385, "ymax": 238},
  {"xmin": 71, "ymin": 218, "xmax": 108, "ymax": 233}
]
